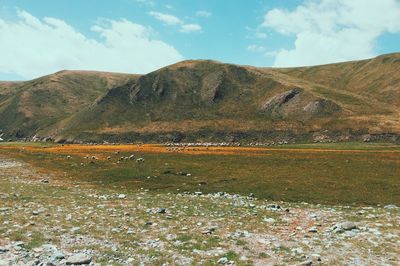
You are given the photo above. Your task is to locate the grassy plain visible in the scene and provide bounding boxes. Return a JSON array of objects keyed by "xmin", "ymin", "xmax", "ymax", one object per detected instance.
[{"xmin": 0, "ymin": 142, "xmax": 399, "ymax": 205}]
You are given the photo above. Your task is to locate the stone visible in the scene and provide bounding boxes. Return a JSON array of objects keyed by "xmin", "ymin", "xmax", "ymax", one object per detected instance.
[
  {"xmin": 309, "ymin": 213, "xmax": 317, "ymax": 219},
  {"xmin": 368, "ymin": 228, "xmax": 382, "ymax": 236},
  {"xmin": 118, "ymin": 194, "xmax": 126, "ymax": 199},
  {"xmin": 0, "ymin": 247, "xmax": 9, "ymax": 253},
  {"xmin": 14, "ymin": 241, "xmax": 25, "ymax": 247},
  {"xmin": 263, "ymin": 217, "xmax": 276, "ymax": 224},
  {"xmin": 201, "ymin": 226, "xmax": 217, "ymax": 235},
  {"xmin": 308, "ymin": 227, "xmax": 318, "ymax": 233},
  {"xmin": 51, "ymin": 251, "xmax": 65, "ymax": 260},
  {"xmin": 340, "ymin": 222, "xmax": 357, "ymax": 231},
  {"xmin": 332, "ymin": 221, "xmax": 358, "ymax": 233},
  {"xmin": 310, "ymin": 253, "xmax": 321, "ymax": 262},
  {"xmin": 71, "ymin": 227, "xmax": 81, "ymax": 234},
  {"xmin": 217, "ymin": 257, "xmax": 229, "ymax": 264},
  {"xmin": 267, "ymin": 204, "xmax": 281, "ymax": 211},
  {"xmin": 292, "ymin": 247, "xmax": 304, "ymax": 255},
  {"xmin": 146, "ymin": 208, "xmax": 167, "ymax": 214},
  {"xmin": 42, "ymin": 244, "xmax": 57, "ymax": 252},
  {"xmin": 156, "ymin": 208, "xmax": 166, "ymax": 214},
  {"xmin": 232, "ymin": 231, "xmax": 252, "ymax": 239},
  {"xmin": 66, "ymin": 254, "xmax": 92, "ymax": 265},
  {"xmin": 297, "ymin": 260, "xmax": 313, "ymax": 266}
]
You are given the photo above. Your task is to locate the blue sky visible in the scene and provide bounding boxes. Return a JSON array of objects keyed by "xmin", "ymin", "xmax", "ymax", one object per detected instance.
[{"xmin": 0, "ymin": 0, "xmax": 400, "ymax": 80}]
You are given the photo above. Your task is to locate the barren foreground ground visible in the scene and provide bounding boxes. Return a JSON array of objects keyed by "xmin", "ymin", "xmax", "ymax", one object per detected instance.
[{"xmin": 0, "ymin": 143, "xmax": 399, "ymax": 265}]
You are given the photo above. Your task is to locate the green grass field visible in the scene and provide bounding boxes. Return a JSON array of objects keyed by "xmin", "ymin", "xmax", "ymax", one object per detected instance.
[{"xmin": 0, "ymin": 142, "xmax": 399, "ymax": 205}]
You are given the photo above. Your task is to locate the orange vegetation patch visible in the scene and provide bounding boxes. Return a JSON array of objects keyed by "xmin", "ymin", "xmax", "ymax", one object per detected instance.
[
  {"xmin": 1, "ymin": 144, "xmax": 399, "ymax": 158},
  {"xmin": 24, "ymin": 144, "xmax": 271, "ymax": 157}
]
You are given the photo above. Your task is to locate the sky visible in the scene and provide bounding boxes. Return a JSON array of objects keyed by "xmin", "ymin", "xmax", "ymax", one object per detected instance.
[{"xmin": 0, "ymin": 0, "xmax": 400, "ymax": 80}]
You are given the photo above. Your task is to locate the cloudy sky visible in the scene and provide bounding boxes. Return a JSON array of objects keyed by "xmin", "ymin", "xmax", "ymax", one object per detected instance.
[{"xmin": 0, "ymin": 0, "xmax": 400, "ymax": 80}]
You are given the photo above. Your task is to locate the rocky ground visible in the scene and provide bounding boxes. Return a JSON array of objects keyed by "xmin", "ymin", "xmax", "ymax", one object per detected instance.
[{"xmin": 0, "ymin": 157, "xmax": 399, "ymax": 265}]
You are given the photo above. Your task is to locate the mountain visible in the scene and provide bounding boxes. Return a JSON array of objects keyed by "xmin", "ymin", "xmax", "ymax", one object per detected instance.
[
  {"xmin": 1, "ymin": 53, "xmax": 399, "ymax": 143},
  {"xmin": 0, "ymin": 71, "xmax": 136, "ymax": 139}
]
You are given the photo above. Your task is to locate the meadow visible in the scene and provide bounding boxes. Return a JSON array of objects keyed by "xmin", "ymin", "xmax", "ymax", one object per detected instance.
[{"xmin": 1, "ymin": 142, "xmax": 399, "ymax": 205}]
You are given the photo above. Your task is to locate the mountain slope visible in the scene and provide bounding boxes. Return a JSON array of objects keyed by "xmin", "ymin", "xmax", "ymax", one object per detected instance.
[
  {"xmin": 276, "ymin": 53, "xmax": 400, "ymax": 108},
  {"xmin": 59, "ymin": 56, "xmax": 399, "ymax": 143},
  {"xmin": 0, "ymin": 71, "xmax": 137, "ymax": 139},
  {"xmin": 0, "ymin": 54, "xmax": 399, "ymax": 143}
]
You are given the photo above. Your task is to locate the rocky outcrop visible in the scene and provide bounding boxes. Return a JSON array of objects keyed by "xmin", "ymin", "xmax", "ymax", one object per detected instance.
[
  {"xmin": 303, "ymin": 99, "xmax": 341, "ymax": 116},
  {"xmin": 261, "ymin": 88, "xmax": 302, "ymax": 114},
  {"xmin": 200, "ymin": 71, "xmax": 225, "ymax": 103},
  {"xmin": 261, "ymin": 88, "xmax": 341, "ymax": 119}
]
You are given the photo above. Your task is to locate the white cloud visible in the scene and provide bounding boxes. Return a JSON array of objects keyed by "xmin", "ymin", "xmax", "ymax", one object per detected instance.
[
  {"xmin": 0, "ymin": 11, "xmax": 183, "ymax": 79},
  {"xmin": 149, "ymin": 11, "xmax": 202, "ymax": 34},
  {"xmin": 148, "ymin": 11, "xmax": 182, "ymax": 25},
  {"xmin": 196, "ymin": 10, "xmax": 212, "ymax": 17},
  {"xmin": 180, "ymin": 23, "xmax": 201, "ymax": 33},
  {"xmin": 261, "ymin": 0, "xmax": 400, "ymax": 67},
  {"xmin": 247, "ymin": 45, "xmax": 266, "ymax": 53}
]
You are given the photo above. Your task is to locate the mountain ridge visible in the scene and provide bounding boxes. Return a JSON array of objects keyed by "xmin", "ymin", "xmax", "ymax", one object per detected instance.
[{"xmin": 0, "ymin": 53, "xmax": 399, "ymax": 143}]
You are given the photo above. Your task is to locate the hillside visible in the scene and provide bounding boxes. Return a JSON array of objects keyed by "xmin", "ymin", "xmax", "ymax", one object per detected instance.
[
  {"xmin": 1, "ymin": 54, "xmax": 399, "ymax": 143},
  {"xmin": 277, "ymin": 53, "xmax": 400, "ymax": 108},
  {"xmin": 0, "ymin": 71, "xmax": 137, "ymax": 140}
]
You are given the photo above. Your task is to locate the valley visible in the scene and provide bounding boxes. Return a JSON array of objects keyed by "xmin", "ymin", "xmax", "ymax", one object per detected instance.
[{"xmin": 0, "ymin": 142, "xmax": 399, "ymax": 265}]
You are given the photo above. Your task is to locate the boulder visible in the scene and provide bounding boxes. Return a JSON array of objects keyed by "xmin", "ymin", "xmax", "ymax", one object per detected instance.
[
  {"xmin": 340, "ymin": 221, "xmax": 357, "ymax": 231},
  {"xmin": 66, "ymin": 254, "xmax": 92, "ymax": 265}
]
